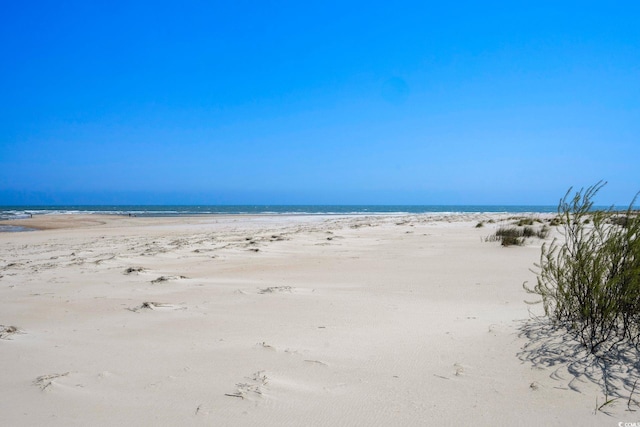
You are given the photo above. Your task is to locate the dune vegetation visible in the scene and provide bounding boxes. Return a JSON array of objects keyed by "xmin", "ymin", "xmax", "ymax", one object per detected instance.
[{"xmin": 526, "ymin": 182, "xmax": 640, "ymax": 353}]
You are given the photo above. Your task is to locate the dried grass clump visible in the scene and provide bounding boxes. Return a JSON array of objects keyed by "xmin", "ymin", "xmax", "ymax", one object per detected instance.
[{"xmin": 485, "ymin": 222, "xmax": 549, "ymax": 246}]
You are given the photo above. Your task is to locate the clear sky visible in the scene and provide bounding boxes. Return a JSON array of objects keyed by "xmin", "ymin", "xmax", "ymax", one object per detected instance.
[{"xmin": 1, "ymin": 1, "xmax": 639, "ymax": 205}]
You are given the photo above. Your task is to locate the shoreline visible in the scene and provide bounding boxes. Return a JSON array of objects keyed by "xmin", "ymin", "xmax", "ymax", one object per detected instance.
[
  {"xmin": 0, "ymin": 211, "xmax": 556, "ymax": 231},
  {"xmin": 0, "ymin": 205, "xmax": 561, "ymax": 223}
]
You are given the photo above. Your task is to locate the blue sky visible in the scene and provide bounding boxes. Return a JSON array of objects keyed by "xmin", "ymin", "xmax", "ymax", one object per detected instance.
[{"xmin": 1, "ymin": 1, "xmax": 639, "ymax": 205}]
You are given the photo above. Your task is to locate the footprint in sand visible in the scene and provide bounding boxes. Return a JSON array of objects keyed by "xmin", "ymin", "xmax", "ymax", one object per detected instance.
[
  {"xmin": 0, "ymin": 325, "xmax": 22, "ymax": 339},
  {"xmin": 258, "ymin": 286, "xmax": 292, "ymax": 294},
  {"xmin": 33, "ymin": 372, "xmax": 70, "ymax": 391},
  {"xmin": 225, "ymin": 371, "xmax": 269, "ymax": 399},
  {"xmin": 256, "ymin": 341, "xmax": 277, "ymax": 351},
  {"xmin": 151, "ymin": 275, "xmax": 188, "ymax": 284},
  {"xmin": 303, "ymin": 359, "xmax": 328, "ymax": 367},
  {"xmin": 123, "ymin": 266, "xmax": 147, "ymax": 275},
  {"xmin": 128, "ymin": 302, "xmax": 185, "ymax": 312}
]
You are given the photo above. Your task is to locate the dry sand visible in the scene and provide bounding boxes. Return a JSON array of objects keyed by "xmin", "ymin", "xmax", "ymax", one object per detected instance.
[{"xmin": 0, "ymin": 213, "xmax": 635, "ymax": 426}]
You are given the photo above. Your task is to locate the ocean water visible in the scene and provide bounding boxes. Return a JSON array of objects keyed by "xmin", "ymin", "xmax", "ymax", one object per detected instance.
[{"xmin": 0, "ymin": 205, "xmax": 559, "ymax": 222}]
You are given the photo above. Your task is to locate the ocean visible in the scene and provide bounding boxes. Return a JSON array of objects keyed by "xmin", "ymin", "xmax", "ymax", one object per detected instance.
[{"xmin": 0, "ymin": 205, "xmax": 559, "ymax": 221}]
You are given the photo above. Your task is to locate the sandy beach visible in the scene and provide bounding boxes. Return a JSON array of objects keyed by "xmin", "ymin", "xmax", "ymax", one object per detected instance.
[{"xmin": 0, "ymin": 213, "xmax": 631, "ymax": 426}]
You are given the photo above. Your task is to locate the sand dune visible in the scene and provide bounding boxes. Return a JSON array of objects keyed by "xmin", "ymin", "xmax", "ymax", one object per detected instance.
[{"xmin": 0, "ymin": 213, "xmax": 633, "ymax": 425}]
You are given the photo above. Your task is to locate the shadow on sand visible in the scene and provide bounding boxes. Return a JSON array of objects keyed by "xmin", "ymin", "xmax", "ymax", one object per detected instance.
[{"xmin": 518, "ymin": 317, "xmax": 640, "ymax": 411}]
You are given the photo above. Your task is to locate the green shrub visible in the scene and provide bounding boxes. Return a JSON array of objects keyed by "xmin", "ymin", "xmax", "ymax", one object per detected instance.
[
  {"xmin": 517, "ymin": 218, "xmax": 535, "ymax": 226},
  {"xmin": 501, "ymin": 235, "xmax": 524, "ymax": 246},
  {"xmin": 525, "ymin": 182, "xmax": 640, "ymax": 352},
  {"xmin": 522, "ymin": 226, "xmax": 536, "ymax": 238},
  {"xmin": 486, "ymin": 223, "xmax": 549, "ymax": 246},
  {"xmin": 549, "ymin": 216, "xmax": 563, "ymax": 226},
  {"xmin": 610, "ymin": 215, "xmax": 630, "ymax": 227},
  {"xmin": 536, "ymin": 225, "xmax": 550, "ymax": 239},
  {"xmin": 495, "ymin": 226, "xmax": 525, "ymax": 246}
]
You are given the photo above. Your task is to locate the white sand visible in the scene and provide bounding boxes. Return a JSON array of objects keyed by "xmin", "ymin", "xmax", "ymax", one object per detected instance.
[{"xmin": 0, "ymin": 214, "xmax": 632, "ymax": 426}]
